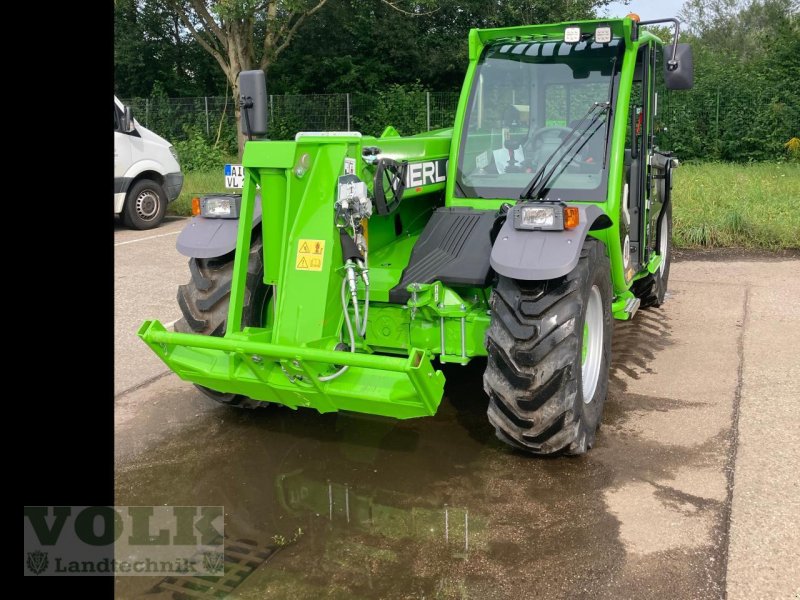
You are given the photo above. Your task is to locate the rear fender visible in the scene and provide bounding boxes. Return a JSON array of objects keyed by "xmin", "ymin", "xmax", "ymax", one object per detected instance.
[
  {"xmin": 490, "ymin": 204, "xmax": 609, "ymax": 281},
  {"xmin": 176, "ymin": 195, "xmax": 262, "ymax": 259}
]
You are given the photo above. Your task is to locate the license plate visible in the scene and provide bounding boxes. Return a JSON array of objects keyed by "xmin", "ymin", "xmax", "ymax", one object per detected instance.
[{"xmin": 224, "ymin": 164, "xmax": 244, "ymax": 189}]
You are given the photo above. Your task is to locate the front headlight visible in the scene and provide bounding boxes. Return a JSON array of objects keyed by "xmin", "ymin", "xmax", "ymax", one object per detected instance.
[
  {"xmin": 513, "ymin": 204, "xmax": 580, "ymax": 231},
  {"xmin": 514, "ymin": 204, "xmax": 563, "ymax": 230},
  {"xmin": 168, "ymin": 145, "xmax": 179, "ymax": 161},
  {"xmin": 520, "ymin": 206, "xmax": 557, "ymax": 228},
  {"xmin": 200, "ymin": 195, "xmax": 241, "ymax": 219}
]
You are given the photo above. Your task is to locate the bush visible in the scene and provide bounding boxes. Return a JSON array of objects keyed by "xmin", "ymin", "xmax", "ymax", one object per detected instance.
[
  {"xmin": 173, "ymin": 128, "xmax": 226, "ymax": 172},
  {"xmin": 352, "ymin": 83, "xmax": 429, "ymax": 137},
  {"xmin": 786, "ymin": 137, "xmax": 800, "ymax": 163}
]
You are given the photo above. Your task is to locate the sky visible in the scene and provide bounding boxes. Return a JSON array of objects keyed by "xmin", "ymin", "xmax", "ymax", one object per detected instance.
[{"xmin": 601, "ymin": 0, "xmax": 687, "ymax": 20}]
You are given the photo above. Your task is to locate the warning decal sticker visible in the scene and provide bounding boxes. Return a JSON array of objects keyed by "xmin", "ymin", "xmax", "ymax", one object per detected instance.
[{"xmin": 296, "ymin": 239, "xmax": 325, "ymax": 271}]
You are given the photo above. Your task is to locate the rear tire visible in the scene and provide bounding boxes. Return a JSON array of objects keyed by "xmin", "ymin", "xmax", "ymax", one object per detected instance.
[
  {"xmin": 122, "ymin": 179, "xmax": 167, "ymax": 230},
  {"xmin": 632, "ymin": 202, "xmax": 672, "ymax": 308},
  {"xmin": 175, "ymin": 234, "xmax": 271, "ymax": 408},
  {"xmin": 483, "ymin": 239, "xmax": 612, "ymax": 456}
]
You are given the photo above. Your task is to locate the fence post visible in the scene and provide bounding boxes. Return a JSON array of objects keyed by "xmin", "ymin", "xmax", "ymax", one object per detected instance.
[
  {"xmin": 426, "ymin": 91, "xmax": 431, "ymax": 131},
  {"xmin": 715, "ymin": 89, "xmax": 720, "ymax": 141},
  {"xmin": 145, "ymin": 98, "xmax": 149, "ymax": 129},
  {"xmin": 346, "ymin": 93, "xmax": 351, "ymax": 132},
  {"xmin": 204, "ymin": 96, "xmax": 210, "ymax": 136}
]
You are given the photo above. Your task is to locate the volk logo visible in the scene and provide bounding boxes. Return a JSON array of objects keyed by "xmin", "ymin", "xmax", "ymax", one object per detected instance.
[
  {"xmin": 405, "ymin": 159, "xmax": 448, "ymax": 188},
  {"xmin": 23, "ymin": 506, "xmax": 225, "ymax": 576},
  {"xmin": 202, "ymin": 550, "xmax": 225, "ymax": 574},
  {"xmin": 26, "ymin": 550, "xmax": 48, "ymax": 575}
]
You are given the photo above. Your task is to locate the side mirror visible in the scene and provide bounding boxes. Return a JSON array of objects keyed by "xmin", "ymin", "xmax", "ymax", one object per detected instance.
[
  {"xmin": 239, "ymin": 70, "xmax": 268, "ymax": 138},
  {"xmin": 664, "ymin": 44, "xmax": 694, "ymax": 90},
  {"xmin": 123, "ymin": 106, "xmax": 135, "ymax": 132}
]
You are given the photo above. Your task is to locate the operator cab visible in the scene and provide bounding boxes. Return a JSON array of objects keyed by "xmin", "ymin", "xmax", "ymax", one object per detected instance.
[{"xmin": 455, "ymin": 38, "xmax": 623, "ymax": 202}]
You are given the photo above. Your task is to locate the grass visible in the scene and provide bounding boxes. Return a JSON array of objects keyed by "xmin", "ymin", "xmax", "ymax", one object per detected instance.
[
  {"xmin": 672, "ymin": 161, "xmax": 800, "ymax": 250},
  {"xmin": 168, "ymin": 170, "xmax": 222, "ymax": 216},
  {"xmin": 170, "ymin": 161, "xmax": 800, "ymax": 250}
]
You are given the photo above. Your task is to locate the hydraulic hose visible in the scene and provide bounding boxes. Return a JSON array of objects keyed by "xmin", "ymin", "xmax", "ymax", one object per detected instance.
[
  {"xmin": 359, "ymin": 286, "xmax": 369, "ymax": 338},
  {"xmin": 318, "ymin": 278, "xmax": 356, "ymax": 382},
  {"xmin": 320, "ymin": 228, "xmax": 370, "ymax": 382},
  {"xmin": 356, "ymin": 250, "xmax": 370, "ymax": 338}
]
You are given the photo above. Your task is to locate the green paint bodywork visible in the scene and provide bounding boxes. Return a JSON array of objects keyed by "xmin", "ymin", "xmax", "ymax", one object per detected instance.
[{"xmin": 140, "ymin": 17, "xmax": 671, "ymax": 418}]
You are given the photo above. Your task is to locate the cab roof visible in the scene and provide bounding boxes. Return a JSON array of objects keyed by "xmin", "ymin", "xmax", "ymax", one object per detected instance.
[{"xmin": 468, "ymin": 17, "xmax": 660, "ymax": 60}]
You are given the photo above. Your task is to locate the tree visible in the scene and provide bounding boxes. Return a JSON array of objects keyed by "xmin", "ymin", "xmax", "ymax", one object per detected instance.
[
  {"xmin": 115, "ymin": 0, "xmax": 226, "ymax": 97},
  {"xmin": 661, "ymin": 0, "xmax": 800, "ymax": 160},
  {"xmin": 165, "ymin": 0, "xmax": 330, "ymax": 155},
  {"xmin": 679, "ymin": 0, "xmax": 799, "ymax": 58},
  {"xmin": 268, "ymin": 0, "xmax": 614, "ymax": 95}
]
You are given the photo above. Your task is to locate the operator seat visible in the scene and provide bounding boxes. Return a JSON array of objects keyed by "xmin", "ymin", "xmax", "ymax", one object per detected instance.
[{"xmin": 523, "ymin": 128, "xmax": 563, "ymax": 169}]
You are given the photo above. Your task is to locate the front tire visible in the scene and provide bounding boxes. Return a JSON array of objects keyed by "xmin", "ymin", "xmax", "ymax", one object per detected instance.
[
  {"xmin": 483, "ymin": 239, "xmax": 612, "ymax": 456},
  {"xmin": 175, "ymin": 234, "xmax": 271, "ymax": 408},
  {"xmin": 122, "ymin": 179, "xmax": 167, "ymax": 230}
]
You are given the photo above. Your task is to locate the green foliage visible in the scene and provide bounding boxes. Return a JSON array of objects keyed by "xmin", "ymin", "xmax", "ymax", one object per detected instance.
[
  {"xmin": 114, "ymin": 0, "xmax": 226, "ymax": 97},
  {"xmin": 173, "ymin": 128, "xmax": 226, "ymax": 172},
  {"xmin": 658, "ymin": 0, "xmax": 800, "ymax": 162},
  {"xmin": 351, "ymin": 83, "xmax": 429, "ymax": 137},
  {"xmin": 267, "ymin": 0, "xmax": 610, "ymax": 96},
  {"xmin": 115, "ymin": 0, "xmax": 798, "ymax": 162}
]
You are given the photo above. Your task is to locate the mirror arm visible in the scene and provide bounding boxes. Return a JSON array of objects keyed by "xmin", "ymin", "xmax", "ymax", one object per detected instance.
[
  {"xmin": 638, "ymin": 17, "xmax": 681, "ymax": 70},
  {"xmin": 240, "ymin": 95, "xmax": 254, "ymax": 141}
]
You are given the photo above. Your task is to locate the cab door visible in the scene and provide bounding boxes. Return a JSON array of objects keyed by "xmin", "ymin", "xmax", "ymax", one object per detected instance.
[{"xmin": 625, "ymin": 41, "xmax": 657, "ymax": 276}]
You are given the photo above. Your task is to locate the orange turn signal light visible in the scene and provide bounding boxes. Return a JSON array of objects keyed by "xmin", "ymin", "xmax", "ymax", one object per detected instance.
[
  {"xmin": 191, "ymin": 197, "xmax": 201, "ymax": 216},
  {"xmin": 564, "ymin": 206, "xmax": 580, "ymax": 230},
  {"xmin": 626, "ymin": 12, "xmax": 640, "ymax": 23}
]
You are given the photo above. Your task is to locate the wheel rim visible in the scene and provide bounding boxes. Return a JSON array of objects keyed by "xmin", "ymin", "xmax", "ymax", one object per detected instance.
[
  {"xmin": 659, "ymin": 215, "xmax": 669, "ymax": 276},
  {"xmin": 581, "ymin": 285, "xmax": 603, "ymax": 403},
  {"xmin": 135, "ymin": 189, "xmax": 160, "ymax": 221}
]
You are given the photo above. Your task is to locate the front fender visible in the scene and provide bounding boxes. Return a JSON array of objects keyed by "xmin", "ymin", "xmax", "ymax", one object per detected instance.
[
  {"xmin": 123, "ymin": 158, "xmax": 168, "ymax": 182},
  {"xmin": 176, "ymin": 195, "xmax": 262, "ymax": 258},
  {"xmin": 490, "ymin": 204, "xmax": 608, "ymax": 281}
]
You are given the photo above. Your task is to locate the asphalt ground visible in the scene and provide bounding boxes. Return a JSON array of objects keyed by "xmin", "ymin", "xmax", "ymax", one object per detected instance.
[
  {"xmin": 114, "ymin": 216, "xmax": 188, "ymax": 395},
  {"xmin": 114, "ymin": 222, "xmax": 799, "ymax": 599}
]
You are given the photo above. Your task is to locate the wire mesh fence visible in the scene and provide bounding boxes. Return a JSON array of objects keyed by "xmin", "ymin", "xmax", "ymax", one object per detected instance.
[
  {"xmin": 122, "ymin": 85, "xmax": 796, "ymax": 163},
  {"xmin": 121, "ymin": 91, "xmax": 460, "ymax": 155}
]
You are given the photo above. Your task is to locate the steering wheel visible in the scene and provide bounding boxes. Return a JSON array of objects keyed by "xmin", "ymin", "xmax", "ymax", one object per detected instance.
[
  {"xmin": 530, "ymin": 126, "xmax": 573, "ymax": 143},
  {"xmin": 522, "ymin": 126, "xmax": 573, "ymax": 168}
]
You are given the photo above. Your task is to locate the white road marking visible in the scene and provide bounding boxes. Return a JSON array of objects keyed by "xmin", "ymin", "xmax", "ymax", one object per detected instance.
[{"xmin": 115, "ymin": 230, "xmax": 180, "ymax": 247}]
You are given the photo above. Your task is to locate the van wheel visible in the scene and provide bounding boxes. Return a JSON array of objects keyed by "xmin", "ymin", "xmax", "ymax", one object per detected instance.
[{"xmin": 123, "ymin": 179, "xmax": 166, "ymax": 230}]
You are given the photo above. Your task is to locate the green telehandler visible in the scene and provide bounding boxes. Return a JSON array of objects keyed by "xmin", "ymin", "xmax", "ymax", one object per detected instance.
[{"xmin": 140, "ymin": 15, "xmax": 693, "ymax": 455}]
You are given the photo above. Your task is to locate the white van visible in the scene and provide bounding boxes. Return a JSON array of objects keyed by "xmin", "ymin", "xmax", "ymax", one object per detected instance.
[{"xmin": 114, "ymin": 96, "xmax": 183, "ymax": 229}]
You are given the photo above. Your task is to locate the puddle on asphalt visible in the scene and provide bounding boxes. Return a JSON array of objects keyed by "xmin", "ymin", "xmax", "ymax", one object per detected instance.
[{"xmin": 115, "ymin": 307, "xmax": 725, "ymax": 599}]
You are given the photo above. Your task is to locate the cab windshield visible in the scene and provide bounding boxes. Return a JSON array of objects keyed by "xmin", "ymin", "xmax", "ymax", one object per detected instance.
[{"xmin": 456, "ymin": 38, "xmax": 623, "ymax": 201}]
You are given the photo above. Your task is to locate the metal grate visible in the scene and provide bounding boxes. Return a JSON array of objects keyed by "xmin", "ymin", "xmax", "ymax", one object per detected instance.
[{"xmin": 148, "ymin": 538, "xmax": 275, "ymax": 599}]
